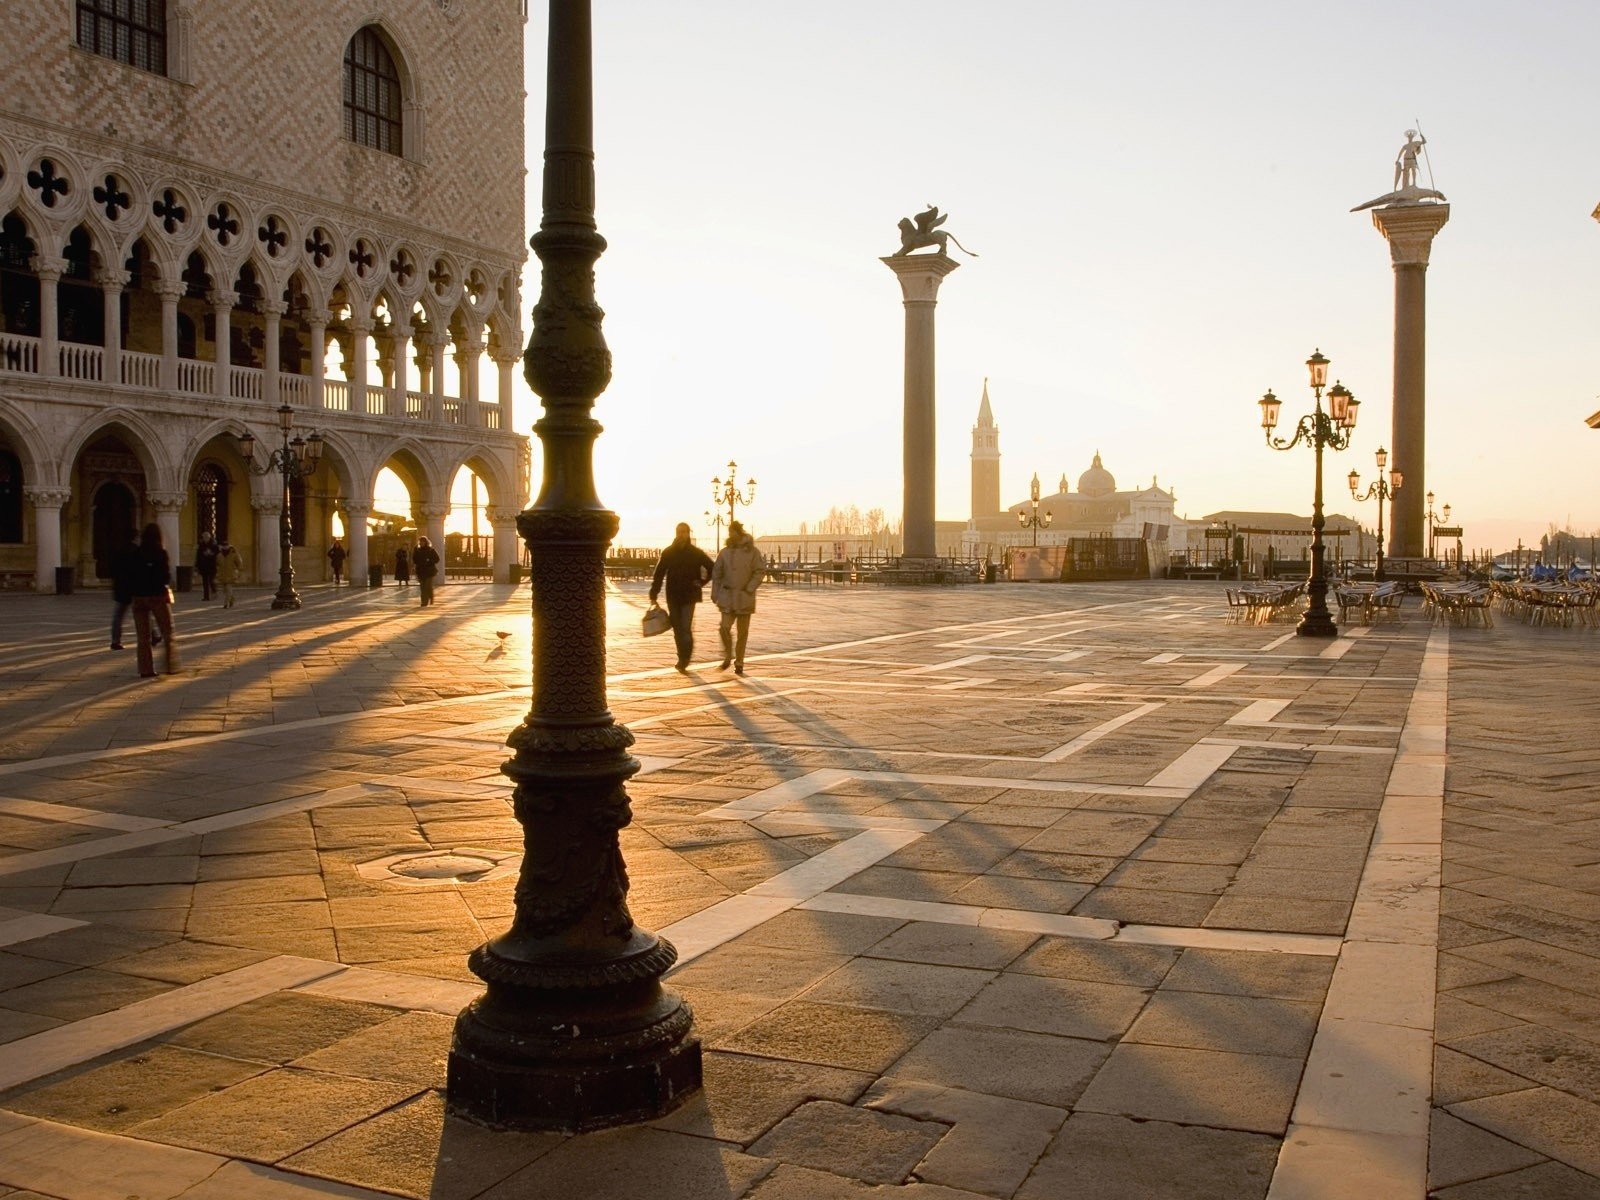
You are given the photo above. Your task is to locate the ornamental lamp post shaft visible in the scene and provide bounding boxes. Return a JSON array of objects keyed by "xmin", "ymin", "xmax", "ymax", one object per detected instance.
[
  {"xmin": 236, "ymin": 404, "xmax": 322, "ymax": 611},
  {"xmin": 1259, "ymin": 348, "xmax": 1360, "ymax": 637},
  {"xmin": 446, "ymin": 0, "xmax": 701, "ymax": 1132},
  {"xmin": 1350, "ymin": 447, "xmax": 1402, "ymax": 580},
  {"xmin": 1018, "ymin": 471, "xmax": 1052, "ymax": 547}
]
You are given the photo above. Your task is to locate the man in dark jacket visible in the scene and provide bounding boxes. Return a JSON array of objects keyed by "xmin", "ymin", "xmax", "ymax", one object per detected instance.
[{"xmin": 650, "ymin": 523, "xmax": 715, "ymax": 673}]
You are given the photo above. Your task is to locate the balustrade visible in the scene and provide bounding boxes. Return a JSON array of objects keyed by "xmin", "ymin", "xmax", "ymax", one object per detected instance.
[
  {"xmin": 57, "ymin": 343, "xmax": 103, "ymax": 382},
  {"xmin": 176, "ymin": 359, "xmax": 213, "ymax": 394},
  {"xmin": 279, "ymin": 374, "xmax": 311, "ymax": 406},
  {"xmin": 230, "ymin": 365, "xmax": 264, "ymax": 401},
  {"xmin": 120, "ymin": 350, "xmax": 161, "ymax": 388},
  {"xmin": 0, "ymin": 332, "xmax": 39, "ymax": 373},
  {"xmin": 479, "ymin": 402, "xmax": 501, "ymax": 430},
  {"xmin": 323, "ymin": 378, "xmax": 351, "ymax": 411},
  {"xmin": 405, "ymin": 390, "xmax": 429, "ymax": 418}
]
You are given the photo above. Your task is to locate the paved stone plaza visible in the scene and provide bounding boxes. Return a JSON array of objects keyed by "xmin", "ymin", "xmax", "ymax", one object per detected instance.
[{"xmin": 0, "ymin": 581, "xmax": 1594, "ymax": 1199}]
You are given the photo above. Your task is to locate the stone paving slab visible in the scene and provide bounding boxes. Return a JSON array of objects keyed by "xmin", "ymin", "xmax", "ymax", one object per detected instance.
[{"xmin": 0, "ymin": 582, "xmax": 1586, "ymax": 1197}]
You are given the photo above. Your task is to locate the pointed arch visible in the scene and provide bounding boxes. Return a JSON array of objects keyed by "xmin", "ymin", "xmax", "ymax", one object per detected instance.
[
  {"xmin": 0, "ymin": 398, "xmax": 53, "ymax": 484},
  {"xmin": 59, "ymin": 407, "xmax": 176, "ymax": 491}
]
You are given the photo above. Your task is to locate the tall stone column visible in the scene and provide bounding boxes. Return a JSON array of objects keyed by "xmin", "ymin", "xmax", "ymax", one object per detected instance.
[
  {"xmin": 157, "ymin": 281, "xmax": 183, "ymax": 391},
  {"xmin": 251, "ymin": 495, "xmax": 279, "ymax": 584},
  {"xmin": 24, "ymin": 487, "xmax": 69, "ymax": 593},
  {"xmin": 307, "ymin": 314, "xmax": 328, "ymax": 408},
  {"xmin": 148, "ymin": 492, "xmax": 186, "ymax": 566},
  {"xmin": 486, "ymin": 505, "xmax": 519, "ymax": 582},
  {"xmin": 98, "ymin": 269, "xmax": 129, "ymax": 385},
  {"xmin": 211, "ymin": 290, "xmax": 236, "ymax": 401},
  {"xmin": 262, "ymin": 300, "xmax": 285, "ymax": 405},
  {"xmin": 881, "ymin": 252, "xmax": 959, "ymax": 560},
  {"xmin": 34, "ymin": 256, "xmax": 65, "ymax": 378},
  {"xmin": 344, "ymin": 501, "xmax": 371, "ymax": 583},
  {"xmin": 447, "ymin": 0, "xmax": 701, "ymax": 1131},
  {"xmin": 1370, "ymin": 204, "xmax": 1448, "ymax": 559},
  {"xmin": 347, "ymin": 319, "xmax": 372, "ymax": 415}
]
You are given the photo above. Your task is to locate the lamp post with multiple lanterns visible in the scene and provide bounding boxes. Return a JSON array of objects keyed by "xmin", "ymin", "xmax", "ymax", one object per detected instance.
[
  {"xmin": 237, "ymin": 404, "xmax": 323, "ymax": 611},
  {"xmin": 1348, "ymin": 447, "xmax": 1402, "ymax": 580},
  {"xmin": 1258, "ymin": 349, "xmax": 1361, "ymax": 638},
  {"xmin": 1426, "ymin": 491, "xmax": 1450, "ymax": 562},
  {"xmin": 711, "ymin": 461, "xmax": 756, "ymax": 534},
  {"xmin": 1018, "ymin": 472, "xmax": 1053, "ymax": 547}
]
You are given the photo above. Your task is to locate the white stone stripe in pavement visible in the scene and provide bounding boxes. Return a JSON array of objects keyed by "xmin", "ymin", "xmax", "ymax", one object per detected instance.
[
  {"xmin": 1038, "ymin": 702, "xmax": 1163, "ymax": 762},
  {"xmin": 0, "ymin": 794, "xmax": 169, "ymax": 831},
  {"xmin": 0, "ymin": 909, "xmax": 87, "ymax": 947},
  {"xmin": 1268, "ymin": 623, "xmax": 1447, "ymax": 1200},
  {"xmin": 0, "ymin": 956, "xmax": 343, "ymax": 1092}
]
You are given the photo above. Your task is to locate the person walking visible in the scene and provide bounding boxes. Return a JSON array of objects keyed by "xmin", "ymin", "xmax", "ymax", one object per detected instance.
[
  {"xmin": 131, "ymin": 523, "xmax": 178, "ymax": 677},
  {"xmin": 194, "ymin": 531, "xmax": 219, "ymax": 601},
  {"xmin": 413, "ymin": 535, "xmax": 440, "ymax": 607},
  {"xmin": 711, "ymin": 520, "xmax": 765, "ymax": 675},
  {"xmin": 215, "ymin": 536, "xmax": 243, "ymax": 608},
  {"xmin": 394, "ymin": 546, "xmax": 411, "ymax": 587},
  {"xmin": 649, "ymin": 522, "xmax": 715, "ymax": 673},
  {"xmin": 327, "ymin": 539, "xmax": 347, "ymax": 586},
  {"xmin": 109, "ymin": 528, "xmax": 139, "ymax": 650}
]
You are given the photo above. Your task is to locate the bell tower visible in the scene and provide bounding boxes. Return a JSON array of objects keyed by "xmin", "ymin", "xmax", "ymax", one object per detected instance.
[{"xmin": 971, "ymin": 378, "xmax": 1000, "ymax": 518}]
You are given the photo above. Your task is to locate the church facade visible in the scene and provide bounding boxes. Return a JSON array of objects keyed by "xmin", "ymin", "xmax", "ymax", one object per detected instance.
[
  {"xmin": 0, "ymin": 1, "xmax": 530, "ymax": 590},
  {"xmin": 957, "ymin": 385, "xmax": 1192, "ymax": 559}
]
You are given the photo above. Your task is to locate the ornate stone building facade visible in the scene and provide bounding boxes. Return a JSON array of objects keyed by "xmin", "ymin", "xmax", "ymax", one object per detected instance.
[{"xmin": 0, "ymin": 1, "xmax": 529, "ymax": 590}]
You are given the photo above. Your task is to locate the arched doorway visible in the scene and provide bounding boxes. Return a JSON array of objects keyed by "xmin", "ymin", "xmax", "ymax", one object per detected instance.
[
  {"xmin": 91, "ymin": 482, "xmax": 135, "ymax": 580},
  {"xmin": 0, "ymin": 447, "xmax": 22, "ymax": 545}
]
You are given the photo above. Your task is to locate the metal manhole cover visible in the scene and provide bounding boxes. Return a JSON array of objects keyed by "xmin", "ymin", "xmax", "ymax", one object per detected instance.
[{"xmin": 356, "ymin": 847, "xmax": 519, "ymax": 887}]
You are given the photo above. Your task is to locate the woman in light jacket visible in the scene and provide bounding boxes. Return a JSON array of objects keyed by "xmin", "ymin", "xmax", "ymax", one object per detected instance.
[{"xmin": 711, "ymin": 520, "xmax": 765, "ymax": 675}]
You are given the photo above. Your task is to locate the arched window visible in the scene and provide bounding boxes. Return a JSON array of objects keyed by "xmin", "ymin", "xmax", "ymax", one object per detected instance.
[
  {"xmin": 343, "ymin": 27, "xmax": 403, "ymax": 156},
  {"xmin": 0, "ymin": 449, "xmax": 22, "ymax": 544},
  {"xmin": 76, "ymin": 0, "xmax": 167, "ymax": 76},
  {"xmin": 193, "ymin": 461, "xmax": 229, "ymax": 542}
]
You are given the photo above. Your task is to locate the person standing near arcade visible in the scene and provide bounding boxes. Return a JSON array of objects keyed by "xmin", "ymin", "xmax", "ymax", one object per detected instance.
[
  {"xmin": 412, "ymin": 536, "xmax": 440, "ymax": 607},
  {"xmin": 649, "ymin": 522, "xmax": 714, "ymax": 673}
]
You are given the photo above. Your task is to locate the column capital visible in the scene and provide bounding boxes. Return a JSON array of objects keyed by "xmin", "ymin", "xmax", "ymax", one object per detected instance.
[
  {"xmin": 489, "ymin": 343, "xmax": 524, "ymax": 366},
  {"xmin": 261, "ymin": 299, "xmax": 288, "ymax": 318},
  {"xmin": 31, "ymin": 255, "xmax": 66, "ymax": 283},
  {"xmin": 250, "ymin": 495, "xmax": 282, "ymax": 513},
  {"xmin": 485, "ymin": 505, "xmax": 523, "ymax": 525},
  {"xmin": 415, "ymin": 502, "xmax": 451, "ymax": 521},
  {"xmin": 881, "ymin": 251, "xmax": 960, "ymax": 303},
  {"xmin": 348, "ymin": 317, "xmax": 373, "ymax": 336},
  {"xmin": 147, "ymin": 491, "xmax": 188, "ymax": 513},
  {"xmin": 154, "ymin": 279, "xmax": 186, "ymax": 302},
  {"xmin": 23, "ymin": 485, "xmax": 71, "ymax": 508},
  {"xmin": 96, "ymin": 268, "xmax": 132, "ymax": 292},
  {"xmin": 210, "ymin": 289, "xmax": 238, "ymax": 312},
  {"xmin": 305, "ymin": 310, "xmax": 330, "ymax": 328},
  {"xmin": 1370, "ymin": 203, "xmax": 1450, "ymax": 268},
  {"xmin": 342, "ymin": 500, "xmax": 374, "ymax": 518}
]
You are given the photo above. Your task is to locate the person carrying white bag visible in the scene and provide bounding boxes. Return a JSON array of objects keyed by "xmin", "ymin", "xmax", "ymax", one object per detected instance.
[{"xmin": 647, "ymin": 522, "xmax": 715, "ymax": 673}]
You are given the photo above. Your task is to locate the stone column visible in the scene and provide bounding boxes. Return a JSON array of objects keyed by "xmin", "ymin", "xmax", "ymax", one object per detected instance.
[
  {"xmin": 1370, "ymin": 203, "xmax": 1449, "ymax": 560},
  {"xmin": 389, "ymin": 324, "xmax": 412, "ymax": 416},
  {"xmin": 98, "ymin": 269, "xmax": 129, "ymax": 385},
  {"xmin": 307, "ymin": 314, "xmax": 328, "ymax": 408},
  {"xmin": 251, "ymin": 494, "xmax": 279, "ymax": 584},
  {"xmin": 492, "ymin": 346, "xmax": 520, "ymax": 431},
  {"xmin": 23, "ymin": 487, "xmax": 69, "ymax": 593},
  {"xmin": 33, "ymin": 256, "xmax": 65, "ymax": 378},
  {"xmin": 344, "ymin": 501, "xmax": 372, "ymax": 583},
  {"xmin": 148, "ymin": 491, "xmax": 186, "ymax": 566},
  {"xmin": 486, "ymin": 505, "xmax": 519, "ymax": 583},
  {"xmin": 455, "ymin": 335, "xmax": 483, "ymax": 427},
  {"xmin": 347, "ymin": 318, "xmax": 371, "ymax": 414},
  {"xmin": 416, "ymin": 501, "xmax": 449, "ymax": 584},
  {"xmin": 429, "ymin": 333, "xmax": 448, "ymax": 421},
  {"xmin": 211, "ymin": 290, "xmax": 237, "ymax": 401},
  {"xmin": 262, "ymin": 300, "xmax": 285, "ymax": 405},
  {"xmin": 157, "ymin": 281, "xmax": 183, "ymax": 391},
  {"xmin": 881, "ymin": 252, "xmax": 960, "ymax": 560}
]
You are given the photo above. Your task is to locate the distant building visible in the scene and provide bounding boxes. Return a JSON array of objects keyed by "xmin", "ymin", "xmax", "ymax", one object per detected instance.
[
  {"xmin": 1200, "ymin": 510, "xmax": 1377, "ymax": 572},
  {"xmin": 954, "ymin": 384, "xmax": 1191, "ymax": 558}
]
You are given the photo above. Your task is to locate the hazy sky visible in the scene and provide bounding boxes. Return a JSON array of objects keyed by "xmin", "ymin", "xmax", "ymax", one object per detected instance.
[{"xmin": 506, "ymin": 1, "xmax": 1600, "ymax": 552}]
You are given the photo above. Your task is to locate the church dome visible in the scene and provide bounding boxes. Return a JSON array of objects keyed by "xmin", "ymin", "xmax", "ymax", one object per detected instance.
[{"xmin": 1077, "ymin": 452, "xmax": 1116, "ymax": 498}]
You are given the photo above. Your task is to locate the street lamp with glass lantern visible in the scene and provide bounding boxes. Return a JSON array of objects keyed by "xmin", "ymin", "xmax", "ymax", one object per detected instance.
[
  {"xmin": 236, "ymin": 404, "xmax": 323, "ymax": 611},
  {"xmin": 1349, "ymin": 446, "xmax": 1403, "ymax": 579},
  {"xmin": 1018, "ymin": 472, "xmax": 1052, "ymax": 546},
  {"xmin": 1425, "ymin": 491, "xmax": 1450, "ymax": 561},
  {"xmin": 703, "ymin": 508, "xmax": 723, "ymax": 548},
  {"xmin": 711, "ymin": 461, "xmax": 756, "ymax": 531},
  {"xmin": 1258, "ymin": 348, "xmax": 1361, "ymax": 637}
]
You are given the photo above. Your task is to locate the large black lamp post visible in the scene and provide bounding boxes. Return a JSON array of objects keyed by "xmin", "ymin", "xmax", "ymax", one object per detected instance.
[
  {"xmin": 1018, "ymin": 472, "xmax": 1052, "ymax": 546},
  {"xmin": 1349, "ymin": 447, "xmax": 1403, "ymax": 580},
  {"xmin": 1259, "ymin": 348, "xmax": 1361, "ymax": 637},
  {"xmin": 237, "ymin": 404, "xmax": 322, "ymax": 611},
  {"xmin": 446, "ymin": 0, "xmax": 702, "ymax": 1131}
]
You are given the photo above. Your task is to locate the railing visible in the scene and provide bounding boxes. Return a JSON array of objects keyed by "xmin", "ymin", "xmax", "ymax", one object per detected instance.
[
  {"xmin": 58, "ymin": 342, "xmax": 103, "ymax": 382},
  {"xmin": 121, "ymin": 350, "xmax": 161, "ymax": 388},
  {"xmin": 176, "ymin": 358, "xmax": 212, "ymax": 394},
  {"xmin": 0, "ymin": 332, "xmax": 39, "ymax": 374},
  {"xmin": 279, "ymin": 373, "xmax": 311, "ymax": 406},
  {"xmin": 230, "ymin": 365, "xmax": 264, "ymax": 401},
  {"xmin": 0, "ymin": 334, "xmax": 497, "ymax": 432}
]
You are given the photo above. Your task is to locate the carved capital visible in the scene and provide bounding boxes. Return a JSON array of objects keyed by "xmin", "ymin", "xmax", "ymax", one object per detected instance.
[
  {"xmin": 96, "ymin": 268, "xmax": 132, "ymax": 292},
  {"xmin": 31, "ymin": 255, "xmax": 67, "ymax": 283},
  {"xmin": 154, "ymin": 280, "xmax": 186, "ymax": 302},
  {"xmin": 23, "ymin": 485, "xmax": 71, "ymax": 508},
  {"xmin": 415, "ymin": 502, "xmax": 451, "ymax": 521},
  {"xmin": 261, "ymin": 299, "xmax": 288, "ymax": 319},
  {"xmin": 881, "ymin": 252, "xmax": 960, "ymax": 303},
  {"xmin": 1371, "ymin": 203, "xmax": 1450, "ymax": 268},
  {"xmin": 342, "ymin": 500, "xmax": 374, "ymax": 517},
  {"xmin": 251, "ymin": 495, "xmax": 283, "ymax": 513},
  {"xmin": 485, "ymin": 505, "xmax": 523, "ymax": 526},
  {"xmin": 210, "ymin": 290, "xmax": 239, "ymax": 312},
  {"xmin": 147, "ymin": 491, "xmax": 188, "ymax": 513}
]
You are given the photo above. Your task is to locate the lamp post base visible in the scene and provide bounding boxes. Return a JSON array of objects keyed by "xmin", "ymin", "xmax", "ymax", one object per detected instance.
[
  {"xmin": 270, "ymin": 593, "xmax": 302, "ymax": 610},
  {"xmin": 1296, "ymin": 607, "xmax": 1338, "ymax": 638}
]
